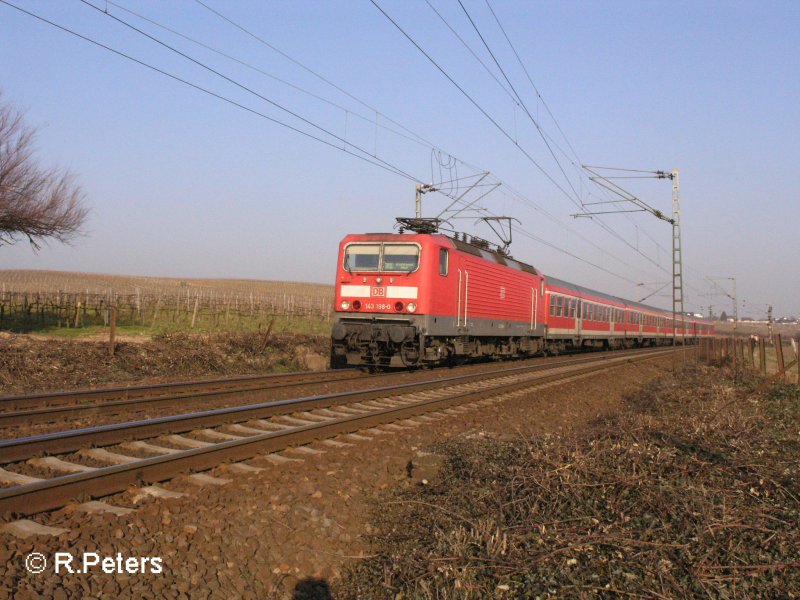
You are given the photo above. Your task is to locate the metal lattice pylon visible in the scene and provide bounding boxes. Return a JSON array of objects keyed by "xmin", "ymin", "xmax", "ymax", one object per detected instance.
[{"xmin": 671, "ymin": 169, "xmax": 685, "ymax": 347}]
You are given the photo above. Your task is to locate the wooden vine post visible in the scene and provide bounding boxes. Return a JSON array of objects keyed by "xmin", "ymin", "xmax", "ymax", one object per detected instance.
[{"xmin": 109, "ymin": 306, "xmax": 117, "ymax": 357}]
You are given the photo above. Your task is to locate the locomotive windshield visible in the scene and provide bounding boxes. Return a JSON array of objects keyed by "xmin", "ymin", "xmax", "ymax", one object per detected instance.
[
  {"xmin": 344, "ymin": 243, "xmax": 420, "ymax": 272},
  {"xmin": 344, "ymin": 244, "xmax": 380, "ymax": 271},
  {"xmin": 382, "ymin": 244, "xmax": 419, "ymax": 272}
]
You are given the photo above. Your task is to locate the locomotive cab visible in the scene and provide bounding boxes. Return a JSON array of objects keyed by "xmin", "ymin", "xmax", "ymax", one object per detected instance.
[{"xmin": 331, "ymin": 233, "xmax": 440, "ymax": 368}]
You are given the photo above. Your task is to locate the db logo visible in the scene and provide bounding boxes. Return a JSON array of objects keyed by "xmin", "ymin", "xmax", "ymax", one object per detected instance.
[{"xmin": 371, "ymin": 287, "xmax": 385, "ymax": 297}]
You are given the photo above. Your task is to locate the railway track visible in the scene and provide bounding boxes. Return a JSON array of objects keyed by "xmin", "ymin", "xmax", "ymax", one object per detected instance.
[
  {"xmin": 0, "ymin": 368, "xmax": 367, "ymax": 428},
  {"xmin": 0, "ymin": 347, "xmax": 680, "ymax": 517}
]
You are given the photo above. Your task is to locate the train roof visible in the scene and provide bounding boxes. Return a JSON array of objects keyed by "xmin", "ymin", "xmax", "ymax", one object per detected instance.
[{"xmin": 450, "ymin": 238, "xmax": 539, "ymax": 275}]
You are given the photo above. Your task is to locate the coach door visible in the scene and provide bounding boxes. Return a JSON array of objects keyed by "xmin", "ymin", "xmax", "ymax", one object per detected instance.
[{"xmin": 576, "ymin": 299, "xmax": 582, "ymax": 337}]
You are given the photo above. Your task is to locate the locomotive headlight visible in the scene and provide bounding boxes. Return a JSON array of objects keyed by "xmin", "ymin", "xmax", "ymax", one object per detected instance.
[
  {"xmin": 407, "ymin": 302, "xmax": 417, "ymax": 313},
  {"xmin": 340, "ymin": 300, "xmax": 350, "ymax": 310}
]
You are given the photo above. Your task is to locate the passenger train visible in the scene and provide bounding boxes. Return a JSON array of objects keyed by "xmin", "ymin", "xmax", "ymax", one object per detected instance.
[{"xmin": 330, "ymin": 229, "xmax": 714, "ymax": 368}]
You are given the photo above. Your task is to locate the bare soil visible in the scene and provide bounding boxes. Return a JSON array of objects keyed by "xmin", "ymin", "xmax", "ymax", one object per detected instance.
[{"xmin": 0, "ymin": 331, "xmax": 330, "ymax": 395}]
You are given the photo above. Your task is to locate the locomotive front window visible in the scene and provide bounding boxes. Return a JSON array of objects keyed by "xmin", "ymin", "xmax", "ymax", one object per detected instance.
[
  {"xmin": 344, "ymin": 244, "xmax": 381, "ymax": 271},
  {"xmin": 383, "ymin": 244, "xmax": 420, "ymax": 272},
  {"xmin": 343, "ymin": 243, "xmax": 420, "ymax": 273}
]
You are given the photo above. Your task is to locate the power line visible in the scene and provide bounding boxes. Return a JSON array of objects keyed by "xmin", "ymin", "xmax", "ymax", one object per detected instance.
[
  {"xmin": 471, "ymin": 3, "xmax": 695, "ymax": 287},
  {"xmin": 456, "ymin": 0, "xmax": 582, "ymax": 206},
  {"xmin": 185, "ymin": 0, "xmax": 665, "ymax": 284},
  {"xmin": 422, "ymin": 0, "xmax": 514, "ymax": 100},
  {"xmin": 104, "ymin": 0, "xmax": 439, "ymax": 154},
  {"xmin": 369, "ymin": 0, "xmax": 580, "ymax": 205},
  {"xmin": 191, "ymin": 0, "xmax": 441, "ymax": 152},
  {"xmin": 2, "ymin": 0, "xmax": 676, "ymax": 290},
  {"xmin": 425, "ymin": 0, "xmax": 588, "ymax": 202},
  {"xmin": 484, "ymin": 0, "xmax": 582, "ymax": 166},
  {"xmin": 78, "ymin": 0, "xmax": 421, "ymax": 183},
  {"xmin": 107, "ymin": 0, "xmax": 654, "ymax": 283},
  {"xmin": 372, "ymin": 0, "xmax": 677, "ymax": 282},
  {"xmin": 0, "ymin": 0, "xmax": 416, "ymax": 183}
]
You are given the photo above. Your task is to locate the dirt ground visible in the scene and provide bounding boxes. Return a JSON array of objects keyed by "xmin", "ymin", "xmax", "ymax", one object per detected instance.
[
  {"xmin": 2, "ymin": 356, "xmax": 673, "ymax": 599},
  {"xmin": 0, "ymin": 332, "xmax": 330, "ymax": 395}
]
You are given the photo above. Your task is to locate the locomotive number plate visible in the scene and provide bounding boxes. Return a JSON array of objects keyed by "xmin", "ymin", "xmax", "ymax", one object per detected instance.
[
  {"xmin": 365, "ymin": 303, "xmax": 392, "ymax": 311},
  {"xmin": 371, "ymin": 287, "xmax": 385, "ymax": 297}
]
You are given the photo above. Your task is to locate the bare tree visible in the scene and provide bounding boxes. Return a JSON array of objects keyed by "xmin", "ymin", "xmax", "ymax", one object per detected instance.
[{"xmin": 0, "ymin": 91, "xmax": 88, "ymax": 249}]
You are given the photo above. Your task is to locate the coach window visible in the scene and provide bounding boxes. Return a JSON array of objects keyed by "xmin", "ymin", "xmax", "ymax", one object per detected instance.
[
  {"xmin": 383, "ymin": 244, "xmax": 420, "ymax": 272},
  {"xmin": 439, "ymin": 248, "xmax": 449, "ymax": 276},
  {"xmin": 569, "ymin": 299, "xmax": 576, "ymax": 318},
  {"xmin": 344, "ymin": 244, "xmax": 380, "ymax": 271},
  {"xmin": 556, "ymin": 296, "xmax": 564, "ymax": 317},
  {"xmin": 549, "ymin": 295, "xmax": 556, "ymax": 316}
]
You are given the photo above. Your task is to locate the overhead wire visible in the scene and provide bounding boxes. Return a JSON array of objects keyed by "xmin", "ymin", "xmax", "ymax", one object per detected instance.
[
  {"xmin": 404, "ymin": 0, "xmax": 677, "ymax": 280},
  {"xmin": 465, "ymin": 2, "xmax": 701, "ymax": 291},
  {"xmin": 77, "ymin": 0, "xmax": 421, "ymax": 184},
  {"xmin": 184, "ymin": 0, "xmax": 659, "ymax": 281},
  {"xmin": 104, "ymin": 0, "xmax": 441, "ymax": 155},
  {"xmin": 415, "ymin": 3, "xmax": 655, "ymax": 277},
  {"xmin": 0, "ymin": 0, "xmax": 416, "ymax": 182},
  {"xmin": 484, "ymin": 0, "xmax": 582, "ymax": 166},
  {"xmin": 455, "ymin": 0, "xmax": 582, "ymax": 207},
  {"xmin": 105, "ymin": 2, "xmax": 650, "ymax": 283},
  {"xmin": 368, "ymin": 0, "xmax": 583, "ymax": 206},
  {"xmin": 422, "ymin": 0, "xmax": 514, "ymax": 100},
  {"xmin": 191, "ymin": 0, "xmax": 442, "ymax": 153},
  {"xmin": 2, "ymin": 0, "xmax": 680, "ymax": 292}
]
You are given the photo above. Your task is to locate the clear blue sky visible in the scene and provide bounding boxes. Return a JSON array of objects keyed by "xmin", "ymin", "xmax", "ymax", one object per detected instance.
[{"xmin": 1, "ymin": 0, "xmax": 798, "ymax": 318}]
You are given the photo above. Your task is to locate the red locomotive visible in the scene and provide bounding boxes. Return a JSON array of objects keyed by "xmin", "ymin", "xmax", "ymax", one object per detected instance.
[{"xmin": 331, "ymin": 228, "xmax": 714, "ymax": 368}]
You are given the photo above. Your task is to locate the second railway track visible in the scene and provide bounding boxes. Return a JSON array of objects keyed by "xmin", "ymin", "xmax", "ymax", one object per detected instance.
[
  {"xmin": 0, "ymin": 368, "xmax": 367, "ymax": 428},
  {"xmin": 0, "ymin": 347, "xmax": 681, "ymax": 516}
]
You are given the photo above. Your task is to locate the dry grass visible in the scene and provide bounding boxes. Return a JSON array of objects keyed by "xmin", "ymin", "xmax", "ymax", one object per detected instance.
[{"xmin": 339, "ymin": 368, "xmax": 800, "ymax": 599}]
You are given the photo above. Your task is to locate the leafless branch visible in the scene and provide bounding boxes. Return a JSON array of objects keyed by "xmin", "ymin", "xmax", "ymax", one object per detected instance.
[{"xmin": 0, "ymin": 90, "xmax": 88, "ymax": 250}]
